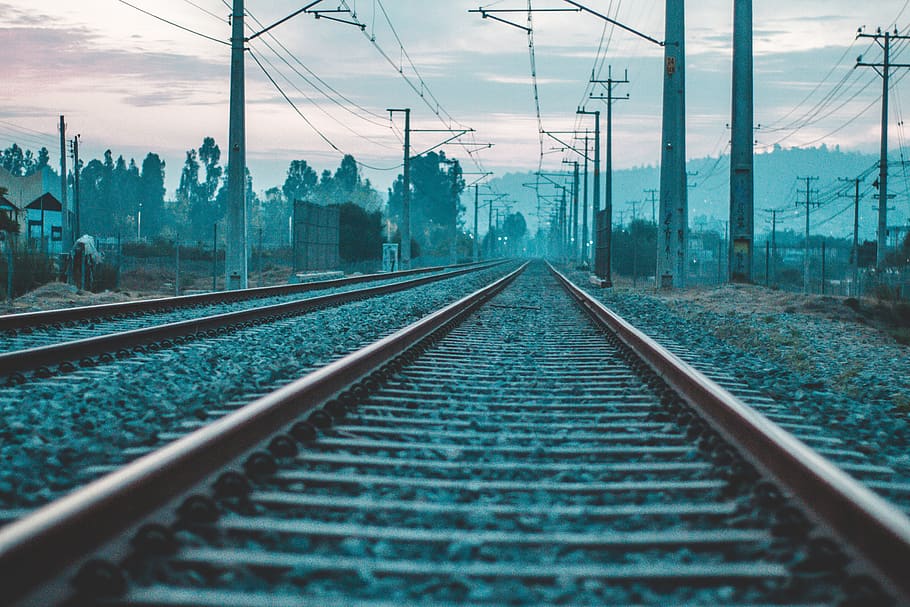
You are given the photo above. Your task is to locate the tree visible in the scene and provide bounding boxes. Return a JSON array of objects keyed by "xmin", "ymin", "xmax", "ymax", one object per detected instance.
[
  {"xmin": 0, "ymin": 144, "xmax": 50, "ymax": 177},
  {"xmin": 34, "ymin": 147, "xmax": 50, "ymax": 173},
  {"xmin": 198, "ymin": 137, "xmax": 222, "ymax": 203},
  {"xmin": 260, "ymin": 187, "xmax": 290, "ymax": 247},
  {"xmin": 1, "ymin": 144, "xmax": 26, "ymax": 176},
  {"xmin": 139, "ymin": 153, "xmax": 166, "ymax": 237},
  {"xmin": 174, "ymin": 149, "xmax": 200, "ymax": 233},
  {"xmin": 283, "ymin": 160, "xmax": 318, "ymax": 204},
  {"xmin": 502, "ymin": 212, "xmax": 527, "ymax": 242},
  {"xmin": 387, "ymin": 151, "xmax": 464, "ymax": 257},
  {"xmin": 612, "ymin": 219, "xmax": 658, "ymax": 278}
]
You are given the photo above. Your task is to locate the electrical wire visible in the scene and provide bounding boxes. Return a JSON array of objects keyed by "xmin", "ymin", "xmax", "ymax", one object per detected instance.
[
  {"xmin": 116, "ymin": 0, "xmax": 229, "ymax": 45},
  {"xmin": 180, "ymin": 0, "xmax": 227, "ymax": 24},
  {"xmin": 249, "ymin": 49, "xmax": 401, "ymax": 172}
]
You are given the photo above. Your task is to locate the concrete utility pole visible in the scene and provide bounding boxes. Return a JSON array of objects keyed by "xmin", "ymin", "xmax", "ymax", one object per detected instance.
[
  {"xmin": 657, "ymin": 0, "xmax": 687, "ymax": 288},
  {"xmin": 571, "ymin": 160, "xmax": 579, "ymax": 258},
  {"xmin": 797, "ymin": 176, "xmax": 819, "ymax": 294},
  {"xmin": 582, "ymin": 131, "xmax": 590, "ymax": 262},
  {"xmin": 856, "ymin": 27, "xmax": 910, "ymax": 268},
  {"xmin": 590, "ymin": 66, "xmax": 629, "ymax": 286},
  {"xmin": 58, "ymin": 116, "xmax": 69, "ymax": 248},
  {"xmin": 225, "ymin": 0, "xmax": 248, "ymax": 290},
  {"xmin": 577, "ymin": 109, "xmax": 603, "ymax": 281},
  {"xmin": 388, "ymin": 109, "xmax": 411, "ymax": 269},
  {"xmin": 473, "ymin": 185, "xmax": 480, "ymax": 262},
  {"xmin": 729, "ymin": 0, "xmax": 754, "ymax": 282}
]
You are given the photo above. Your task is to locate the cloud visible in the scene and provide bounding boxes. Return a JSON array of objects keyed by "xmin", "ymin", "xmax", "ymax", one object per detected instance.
[
  {"xmin": 0, "ymin": 21, "xmax": 225, "ymax": 107},
  {"xmin": 482, "ymin": 74, "xmax": 577, "ymax": 86}
]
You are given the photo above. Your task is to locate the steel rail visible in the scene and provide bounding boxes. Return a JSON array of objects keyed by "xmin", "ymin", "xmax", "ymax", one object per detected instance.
[
  {"xmin": 548, "ymin": 263, "xmax": 910, "ymax": 603},
  {"xmin": 0, "ymin": 261, "xmax": 509, "ymax": 377},
  {"xmin": 0, "ymin": 261, "xmax": 498, "ymax": 332},
  {"xmin": 0, "ymin": 263, "xmax": 528, "ymax": 606}
]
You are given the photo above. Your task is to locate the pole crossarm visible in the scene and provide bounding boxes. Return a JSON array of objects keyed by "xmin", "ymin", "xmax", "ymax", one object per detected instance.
[
  {"xmin": 542, "ymin": 131, "xmax": 592, "ymax": 160},
  {"xmin": 468, "ymin": 7, "xmax": 579, "ymax": 32},
  {"xmin": 560, "ymin": 0, "xmax": 664, "ymax": 46},
  {"xmin": 536, "ymin": 173, "xmax": 572, "ymax": 192},
  {"xmin": 247, "ymin": 1, "xmax": 325, "ymax": 41},
  {"xmin": 411, "ymin": 129, "xmax": 474, "ymax": 157},
  {"xmin": 464, "ymin": 171, "xmax": 494, "ymax": 187}
]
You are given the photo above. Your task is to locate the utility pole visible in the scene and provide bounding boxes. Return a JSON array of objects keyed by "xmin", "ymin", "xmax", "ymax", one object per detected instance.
[
  {"xmin": 657, "ymin": 0, "xmax": 687, "ymax": 288},
  {"xmin": 69, "ymin": 135, "xmax": 81, "ymax": 240},
  {"xmin": 839, "ymin": 177, "xmax": 863, "ymax": 295},
  {"xmin": 58, "ymin": 116, "xmax": 70, "ymax": 248},
  {"xmin": 856, "ymin": 27, "xmax": 910, "ymax": 268},
  {"xmin": 730, "ymin": 0, "xmax": 754, "ymax": 283},
  {"xmin": 797, "ymin": 176, "xmax": 819, "ymax": 294},
  {"xmin": 559, "ymin": 189, "xmax": 568, "ymax": 258},
  {"xmin": 572, "ymin": 160, "xmax": 579, "ymax": 259},
  {"xmin": 590, "ymin": 65, "xmax": 629, "ymax": 286},
  {"xmin": 225, "ymin": 0, "xmax": 248, "ymax": 290},
  {"xmin": 763, "ymin": 208, "xmax": 778, "ymax": 284},
  {"xmin": 577, "ymin": 109, "xmax": 603, "ymax": 282},
  {"xmin": 388, "ymin": 109, "xmax": 412, "ymax": 268},
  {"xmin": 644, "ymin": 188, "xmax": 658, "ymax": 224},
  {"xmin": 582, "ymin": 131, "xmax": 590, "ymax": 262},
  {"xmin": 473, "ymin": 184, "xmax": 480, "ymax": 262}
]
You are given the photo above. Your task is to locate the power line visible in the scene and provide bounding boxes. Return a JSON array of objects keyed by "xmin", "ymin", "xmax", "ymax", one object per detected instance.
[
  {"xmin": 241, "ymin": 6, "xmax": 390, "ymax": 125},
  {"xmin": 248, "ymin": 49, "xmax": 401, "ymax": 172},
  {"xmin": 116, "ymin": 0, "xmax": 229, "ymax": 46},
  {"xmin": 248, "ymin": 43, "xmax": 399, "ymax": 151},
  {"xmin": 180, "ymin": 0, "xmax": 227, "ymax": 24}
]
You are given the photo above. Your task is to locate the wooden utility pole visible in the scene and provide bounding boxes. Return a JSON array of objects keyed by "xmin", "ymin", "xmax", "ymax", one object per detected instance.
[
  {"xmin": 856, "ymin": 27, "xmax": 910, "ymax": 268},
  {"xmin": 59, "ymin": 116, "xmax": 69, "ymax": 248},
  {"xmin": 797, "ymin": 177, "xmax": 819, "ymax": 294},
  {"xmin": 839, "ymin": 177, "xmax": 863, "ymax": 295},
  {"xmin": 70, "ymin": 135, "xmax": 81, "ymax": 241},
  {"xmin": 590, "ymin": 65, "xmax": 629, "ymax": 286}
]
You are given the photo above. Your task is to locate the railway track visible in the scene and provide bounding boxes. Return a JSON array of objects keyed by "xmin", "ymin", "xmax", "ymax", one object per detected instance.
[
  {"xmin": 0, "ymin": 261, "xmax": 504, "ymax": 380},
  {"xmin": 2, "ymin": 261, "xmax": 908, "ymax": 606},
  {"xmin": 0, "ymin": 261, "xmax": 488, "ymax": 335},
  {"xmin": 567, "ymin": 282, "xmax": 910, "ymax": 515}
]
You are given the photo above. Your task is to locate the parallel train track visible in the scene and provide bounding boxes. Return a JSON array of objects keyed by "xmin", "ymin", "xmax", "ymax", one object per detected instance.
[
  {"xmin": 1, "ymin": 261, "xmax": 908, "ymax": 606},
  {"xmin": 0, "ymin": 261, "xmax": 503, "ymax": 380}
]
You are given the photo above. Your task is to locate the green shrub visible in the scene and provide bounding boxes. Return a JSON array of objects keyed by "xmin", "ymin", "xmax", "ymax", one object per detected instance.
[{"xmin": 0, "ymin": 246, "xmax": 56, "ymax": 301}]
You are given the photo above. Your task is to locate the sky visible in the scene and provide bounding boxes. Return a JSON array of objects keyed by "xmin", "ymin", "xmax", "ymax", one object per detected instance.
[{"xmin": 2, "ymin": 0, "xmax": 910, "ymax": 219}]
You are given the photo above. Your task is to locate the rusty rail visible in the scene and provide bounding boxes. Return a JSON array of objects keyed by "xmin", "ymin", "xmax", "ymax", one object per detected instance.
[
  {"xmin": 0, "ymin": 261, "xmax": 499, "ymax": 332},
  {"xmin": 0, "ymin": 261, "xmax": 508, "ymax": 377},
  {"xmin": 0, "ymin": 263, "xmax": 527, "ymax": 606},
  {"xmin": 548, "ymin": 263, "xmax": 910, "ymax": 603}
]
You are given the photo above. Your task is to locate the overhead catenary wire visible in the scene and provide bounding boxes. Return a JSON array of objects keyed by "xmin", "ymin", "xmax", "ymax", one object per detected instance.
[
  {"xmin": 249, "ymin": 49, "xmax": 401, "ymax": 172},
  {"xmin": 116, "ymin": 0, "xmax": 229, "ymax": 46}
]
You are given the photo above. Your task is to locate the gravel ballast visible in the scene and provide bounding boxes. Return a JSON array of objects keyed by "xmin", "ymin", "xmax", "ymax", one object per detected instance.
[
  {"xmin": 570, "ymin": 274, "xmax": 910, "ymax": 511},
  {"xmin": 0, "ymin": 263, "xmax": 518, "ymax": 515}
]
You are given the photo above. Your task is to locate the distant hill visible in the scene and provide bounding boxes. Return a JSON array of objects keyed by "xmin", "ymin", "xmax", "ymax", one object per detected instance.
[{"xmin": 467, "ymin": 145, "xmax": 909, "ymax": 240}]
